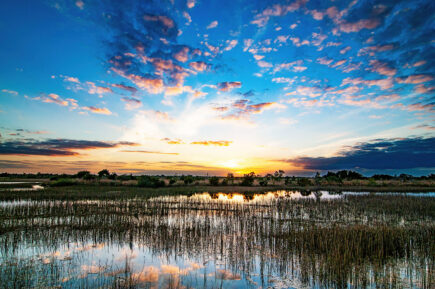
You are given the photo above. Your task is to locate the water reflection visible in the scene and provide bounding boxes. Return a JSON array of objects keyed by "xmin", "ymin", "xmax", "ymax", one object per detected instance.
[{"xmin": 0, "ymin": 191, "xmax": 433, "ymax": 288}]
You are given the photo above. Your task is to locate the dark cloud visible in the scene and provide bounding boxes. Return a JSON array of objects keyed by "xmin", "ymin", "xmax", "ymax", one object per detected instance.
[
  {"xmin": 0, "ymin": 139, "xmax": 138, "ymax": 156},
  {"xmin": 112, "ymin": 83, "xmax": 138, "ymax": 94},
  {"xmin": 217, "ymin": 81, "xmax": 242, "ymax": 91},
  {"xmin": 282, "ymin": 137, "xmax": 435, "ymax": 170}
]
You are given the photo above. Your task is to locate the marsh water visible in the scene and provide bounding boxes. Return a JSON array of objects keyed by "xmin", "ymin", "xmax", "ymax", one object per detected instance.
[{"xmin": 0, "ymin": 190, "xmax": 434, "ymax": 288}]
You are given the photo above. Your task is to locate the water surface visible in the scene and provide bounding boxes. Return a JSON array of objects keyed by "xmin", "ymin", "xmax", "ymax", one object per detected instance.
[{"xmin": 1, "ymin": 190, "xmax": 433, "ymax": 288}]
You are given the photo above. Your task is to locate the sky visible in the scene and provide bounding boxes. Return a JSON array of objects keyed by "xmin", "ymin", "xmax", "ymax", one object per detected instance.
[{"xmin": 0, "ymin": 0, "xmax": 434, "ymax": 176}]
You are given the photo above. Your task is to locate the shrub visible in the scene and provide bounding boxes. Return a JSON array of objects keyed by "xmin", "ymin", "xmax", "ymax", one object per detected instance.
[
  {"xmin": 259, "ymin": 178, "xmax": 268, "ymax": 186},
  {"xmin": 76, "ymin": 171, "xmax": 91, "ymax": 179},
  {"xmin": 297, "ymin": 177, "xmax": 311, "ymax": 186},
  {"xmin": 209, "ymin": 176, "xmax": 220, "ymax": 186},
  {"xmin": 181, "ymin": 175, "xmax": 194, "ymax": 185},
  {"xmin": 50, "ymin": 178, "xmax": 78, "ymax": 187},
  {"xmin": 241, "ymin": 172, "xmax": 255, "ymax": 186},
  {"xmin": 137, "ymin": 176, "xmax": 165, "ymax": 188}
]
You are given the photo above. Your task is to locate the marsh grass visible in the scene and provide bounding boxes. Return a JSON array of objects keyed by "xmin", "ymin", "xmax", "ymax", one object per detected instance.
[{"xmin": 0, "ymin": 192, "xmax": 434, "ymax": 288}]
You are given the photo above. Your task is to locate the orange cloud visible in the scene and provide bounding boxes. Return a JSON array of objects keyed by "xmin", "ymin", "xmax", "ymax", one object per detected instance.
[
  {"xmin": 42, "ymin": 93, "xmax": 69, "ymax": 106},
  {"xmin": 190, "ymin": 140, "xmax": 232, "ymax": 146},
  {"xmin": 339, "ymin": 18, "xmax": 380, "ymax": 33},
  {"xmin": 161, "ymin": 138, "xmax": 184, "ymax": 144},
  {"xmin": 173, "ymin": 46, "xmax": 189, "ymax": 62},
  {"xmin": 82, "ymin": 106, "xmax": 112, "ymax": 115},
  {"xmin": 396, "ymin": 74, "xmax": 433, "ymax": 84},
  {"xmin": 189, "ymin": 61, "xmax": 209, "ymax": 72}
]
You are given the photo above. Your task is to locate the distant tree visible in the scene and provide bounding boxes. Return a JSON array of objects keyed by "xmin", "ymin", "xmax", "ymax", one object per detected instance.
[
  {"xmin": 98, "ymin": 169, "xmax": 110, "ymax": 178},
  {"xmin": 221, "ymin": 178, "xmax": 228, "ymax": 186},
  {"xmin": 226, "ymin": 173, "xmax": 235, "ymax": 185},
  {"xmin": 181, "ymin": 175, "xmax": 194, "ymax": 185},
  {"xmin": 76, "ymin": 170, "xmax": 91, "ymax": 179},
  {"xmin": 372, "ymin": 174, "xmax": 394, "ymax": 180},
  {"xmin": 399, "ymin": 174, "xmax": 412, "ymax": 181},
  {"xmin": 347, "ymin": 171, "xmax": 364, "ymax": 179},
  {"xmin": 209, "ymin": 176, "xmax": 220, "ymax": 186},
  {"xmin": 83, "ymin": 173, "xmax": 95, "ymax": 180},
  {"xmin": 259, "ymin": 177, "xmax": 268, "ymax": 186},
  {"xmin": 108, "ymin": 173, "xmax": 117, "ymax": 180},
  {"xmin": 169, "ymin": 177, "xmax": 177, "ymax": 185},
  {"xmin": 284, "ymin": 176, "xmax": 292, "ymax": 186},
  {"xmin": 314, "ymin": 172, "xmax": 321, "ymax": 185},
  {"xmin": 241, "ymin": 172, "xmax": 256, "ymax": 186},
  {"xmin": 297, "ymin": 177, "xmax": 311, "ymax": 187},
  {"xmin": 273, "ymin": 170, "xmax": 285, "ymax": 185}
]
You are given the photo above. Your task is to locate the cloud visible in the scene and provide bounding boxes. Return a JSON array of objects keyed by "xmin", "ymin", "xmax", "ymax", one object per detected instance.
[
  {"xmin": 286, "ymin": 86, "xmax": 322, "ymax": 98},
  {"xmin": 317, "ymin": 57, "xmax": 333, "ymax": 65},
  {"xmin": 340, "ymin": 46, "xmax": 351, "ymax": 54},
  {"xmin": 112, "ymin": 83, "xmax": 138, "ymax": 94},
  {"xmin": 217, "ymin": 81, "xmax": 242, "ymax": 92},
  {"xmin": 173, "ymin": 46, "xmax": 189, "ymax": 62},
  {"xmin": 82, "ymin": 106, "xmax": 112, "ymax": 115},
  {"xmin": 63, "ymin": 76, "xmax": 80, "ymax": 83},
  {"xmin": 396, "ymin": 74, "xmax": 433, "ymax": 84},
  {"xmin": 243, "ymin": 39, "xmax": 253, "ymax": 52},
  {"xmin": 339, "ymin": 18, "xmax": 380, "ymax": 33},
  {"xmin": 0, "ymin": 139, "xmax": 138, "ymax": 156},
  {"xmin": 338, "ymin": 96, "xmax": 385, "ymax": 109},
  {"xmin": 121, "ymin": 97, "xmax": 142, "ymax": 110},
  {"xmin": 286, "ymin": 98, "xmax": 333, "ymax": 108},
  {"xmin": 161, "ymin": 138, "xmax": 184, "ymax": 144},
  {"xmin": 189, "ymin": 61, "xmax": 209, "ymax": 72},
  {"xmin": 120, "ymin": 150, "xmax": 179, "ymax": 155},
  {"xmin": 41, "ymin": 93, "xmax": 69, "ymax": 106},
  {"xmin": 187, "ymin": 0, "xmax": 195, "ymax": 9},
  {"xmin": 369, "ymin": 60, "xmax": 397, "ymax": 76},
  {"xmin": 75, "ymin": 0, "xmax": 84, "ymax": 10},
  {"xmin": 112, "ymin": 70, "xmax": 164, "ymax": 94},
  {"xmin": 282, "ymin": 137, "xmax": 435, "ymax": 170},
  {"xmin": 415, "ymin": 84, "xmax": 434, "ymax": 94},
  {"xmin": 251, "ymin": 0, "xmax": 307, "ymax": 27},
  {"xmin": 341, "ymin": 77, "xmax": 393, "ymax": 90},
  {"xmin": 190, "ymin": 140, "xmax": 232, "ymax": 146},
  {"xmin": 87, "ymin": 82, "xmax": 113, "ymax": 96},
  {"xmin": 219, "ymin": 100, "xmax": 286, "ymax": 120},
  {"xmin": 206, "ymin": 20, "xmax": 218, "ymax": 29},
  {"xmin": 1, "ymin": 89, "xmax": 18, "ymax": 96},
  {"xmin": 412, "ymin": 124, "xmax": 435, "ymax": 131},
  {"xmin": 224, "ymin": 40, "xmax": 238, "ymax": 51},
  {"xmin": 358, "ymin": 45, "xmax": 394, "ymax": 56}
]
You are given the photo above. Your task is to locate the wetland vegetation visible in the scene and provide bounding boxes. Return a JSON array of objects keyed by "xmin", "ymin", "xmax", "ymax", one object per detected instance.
[{"xmin": 0, "ymin": 181, "xmax": 434, "ymax": 288}]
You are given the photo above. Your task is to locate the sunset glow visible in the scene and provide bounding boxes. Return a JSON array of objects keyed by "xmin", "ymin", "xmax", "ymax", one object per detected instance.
[{"xmin": 0, "ymin": 0, "xmax": 433, "ymax": 176}]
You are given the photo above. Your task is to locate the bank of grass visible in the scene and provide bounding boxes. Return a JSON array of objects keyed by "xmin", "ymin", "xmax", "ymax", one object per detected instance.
[{"xmin": 0, "ymin": 183, "xmax": 434, "ymax": 201}]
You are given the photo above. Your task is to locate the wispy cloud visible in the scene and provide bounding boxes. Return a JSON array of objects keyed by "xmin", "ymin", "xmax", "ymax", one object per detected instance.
[
  {"xmin": 206, "ymin": 20, "xmax": 218, "ymax": 29},
  {"xmin": 82, "ymin": 106, "xmax": 112, "ymax": 115},
  {"xmin": 0, "ymin": 139, "xmax": 138, "ymax": 156},
  {"xmin": 190, "ymin": 140, "xmax": 232, "ymax": 146}
]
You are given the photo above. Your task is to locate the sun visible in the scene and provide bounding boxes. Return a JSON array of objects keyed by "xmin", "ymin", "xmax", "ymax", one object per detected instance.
[{"xmin": 220, "ymin": 159, "xmax": 240, "ymax": 169}]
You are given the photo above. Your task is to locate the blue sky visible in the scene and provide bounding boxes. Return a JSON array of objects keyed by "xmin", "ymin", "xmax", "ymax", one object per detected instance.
[{"xmin": 0, "ymin": 0, "xmax": 434, "ymax": 175}]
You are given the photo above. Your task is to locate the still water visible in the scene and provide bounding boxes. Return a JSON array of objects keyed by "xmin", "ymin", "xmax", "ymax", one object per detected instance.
[{"xmin": 0, "ymin": 191, "xmax": 433, "ymax": 288}]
